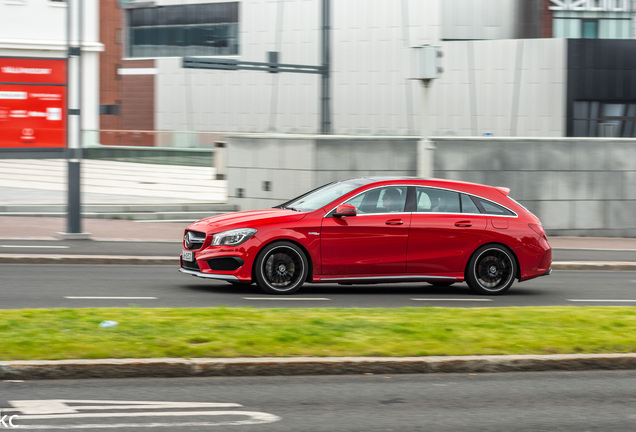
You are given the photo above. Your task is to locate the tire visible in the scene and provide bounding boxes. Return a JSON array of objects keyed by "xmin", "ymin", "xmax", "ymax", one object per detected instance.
[
  {"xmin": 254, "ymin": 242, "xmax": 309, "ymax": 294},
  {"xmin": 466, "ymin": 245, "xmax": 517, "ymax": 295}
]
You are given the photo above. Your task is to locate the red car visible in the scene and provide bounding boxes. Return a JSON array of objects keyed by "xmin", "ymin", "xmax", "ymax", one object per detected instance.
[{"xmin": 180, "ymin": 178, "xmax": 552, "ymax": 295}]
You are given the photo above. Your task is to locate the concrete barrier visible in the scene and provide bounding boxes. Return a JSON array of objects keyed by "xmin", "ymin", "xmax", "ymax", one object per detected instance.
[{"xmin": 226, "ymin": 134, "xmax": 636, "ymax": 237}]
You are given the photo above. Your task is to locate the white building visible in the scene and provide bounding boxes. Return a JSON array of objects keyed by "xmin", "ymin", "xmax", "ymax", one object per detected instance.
[
  {"xmin": 117, "ymin": 0, "xmax": 532, "ymax": 138},
  {"xmin": 115, "ymin": 0, "xmax": 636, "ymax": 139}
]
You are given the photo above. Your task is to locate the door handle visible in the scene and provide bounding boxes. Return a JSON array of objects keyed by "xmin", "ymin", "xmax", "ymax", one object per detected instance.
[
  {"xmin": 455, "ymin": 221, "xmax": 472, "ymax": 227},
  {"xmin": 386, "ymin": 219, "xmax": 404, "ymax": 225}
]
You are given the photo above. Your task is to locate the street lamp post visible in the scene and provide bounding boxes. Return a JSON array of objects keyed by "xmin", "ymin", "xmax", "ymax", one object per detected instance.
[{"xmin": 63, "ymin": 0, "xmax": 88, "ymax": 238}]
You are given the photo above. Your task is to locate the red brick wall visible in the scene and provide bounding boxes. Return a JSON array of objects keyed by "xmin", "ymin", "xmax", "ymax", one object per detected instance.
[
  {"xmin": 99, "ymin": 0, "xmax": 122, "ymax": 145},
  {"xmin": 119, "ymin": 59, "xmax": 155, "ymax": 147},
  {"xmin": 542, "ymin": 0, "xmax": 554, "ymax": 38},
  {"xmin": 99, "ymin": 1, "xmax": 156, "ymax": 146}
]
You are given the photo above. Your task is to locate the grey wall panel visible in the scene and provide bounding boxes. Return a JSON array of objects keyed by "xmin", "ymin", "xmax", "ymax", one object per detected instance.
[{"xmin": 226, "ymin": 134, "xmax": 636, "ymax": 236}]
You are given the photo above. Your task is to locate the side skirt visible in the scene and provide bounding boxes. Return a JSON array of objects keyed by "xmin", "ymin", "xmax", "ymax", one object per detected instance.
[{"xmin": 314, "ymin": 275, "xmax": 460, "ymax": 284}]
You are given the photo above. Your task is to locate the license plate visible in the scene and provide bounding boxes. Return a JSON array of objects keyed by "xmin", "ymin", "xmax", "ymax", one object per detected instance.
[{"xmin": 182, "ymin": 250, "xmax": 194, "ymax": 262}]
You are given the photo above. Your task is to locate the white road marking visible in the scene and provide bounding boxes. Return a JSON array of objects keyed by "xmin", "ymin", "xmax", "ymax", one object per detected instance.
[
  {"xmin": 64, "ymin": 296, "xmax": 157, "ymax": 300},
  {"xmin": 411, "ymin": 298, "xmax": 493, "ymax": 302},
  {"xmin": 136, "ymin": 219, "xmax": 196, "ymax": 223},
  {"xmin": 242, "ymin": 297, "xmax": 330, "ymax": 301},
  {"xmin": 0, "ymin": 245, "xmax": 69, "ymax": 249},
  {"xmin": 17, "ymin": 410, "xmax": 276, "ymax": 420},
  {"xmin": 7, "ymin": 400, "xmax": 239, "ymax": 415},
  {"xmin": 8, "ymin": 399, "xmax": 281, "ymax": 429},
  {"xmin": 567, "ymin": 299, "xmax": 636, "ymax": 303},
  {"xmin": 16, "ymin": 417, "xmax": 279, "ymax": 429},
  {"xmin": 554, "ymin": 247, "xmax": 636, "ymax": 252}
]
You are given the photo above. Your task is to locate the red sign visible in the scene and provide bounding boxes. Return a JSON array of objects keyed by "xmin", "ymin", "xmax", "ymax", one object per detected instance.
[
  {"xmin": 0, "ymin": 57, "xmax": 66, "ymax": 84},
  {"xmin": 0, "ymin": 57, "xmax": 66, "ymax": 149}
]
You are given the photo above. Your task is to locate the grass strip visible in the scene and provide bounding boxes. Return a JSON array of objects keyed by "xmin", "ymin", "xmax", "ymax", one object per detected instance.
[{"xmin": 1, "ymin": 307, "xmax": 635, "ymax": 361}]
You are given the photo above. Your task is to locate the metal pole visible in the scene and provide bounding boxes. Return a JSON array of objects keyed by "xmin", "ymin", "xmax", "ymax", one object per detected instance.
[
  {"xmin": 417, "ymin": 80, "xmax": 435, "ymax": 178},
  {"xmin": 65, "ymin": 0, "xmax": 85, "ymax": 237},
  {"xmin": 320, "ymin": 0, "xmax": 331, "ymax": 134}
]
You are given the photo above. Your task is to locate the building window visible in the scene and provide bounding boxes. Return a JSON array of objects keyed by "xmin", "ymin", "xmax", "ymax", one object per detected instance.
[
  {"xmin": 100, "ymin": 104, "xmax": 120, "ymax": 116},
  {"xmin": 573, "ymin": 101, "xmax": 636, "ymax": 137},
  {"xmin": 582, "ymin": 19, "xmax": 599, "ymax": 39},
  {"xmin": 553, "ymin": 16, "xmax": 631, "ymax": 39},
  {"xmin": 126, "ymin": 2, "xmax": 239, "ymax": 58}
]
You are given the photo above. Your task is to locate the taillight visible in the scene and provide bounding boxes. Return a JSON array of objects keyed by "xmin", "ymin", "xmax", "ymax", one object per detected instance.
[{"xmin": 529, "ymin": 223, "xmax": 547, "ymax": 240}]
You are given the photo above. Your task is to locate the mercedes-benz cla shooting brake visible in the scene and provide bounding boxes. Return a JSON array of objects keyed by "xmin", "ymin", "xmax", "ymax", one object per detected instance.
[{"xmin": 180, "ymin": 178, "xmax": 552, "ymax": 295}]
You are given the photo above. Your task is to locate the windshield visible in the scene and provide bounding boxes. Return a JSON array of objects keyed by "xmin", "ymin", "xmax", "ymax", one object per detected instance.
[{"xmin": 276, "ymin": 178, "xmax": 374, "ymax": 212}]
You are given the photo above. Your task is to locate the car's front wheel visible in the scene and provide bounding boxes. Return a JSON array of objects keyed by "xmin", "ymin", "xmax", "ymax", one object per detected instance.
[
  {"xmin": 466, "ymin": 245, "xmax": 517, "ymax": 295},
  {"xmin": 254, "ymin": 241, "xmax": 309, "ymax": 294}
]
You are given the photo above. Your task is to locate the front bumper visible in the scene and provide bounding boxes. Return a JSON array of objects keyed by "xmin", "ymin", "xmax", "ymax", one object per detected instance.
[{"xmin": 179, "ymin": 267, "xmax": 239, "ymax": 282}]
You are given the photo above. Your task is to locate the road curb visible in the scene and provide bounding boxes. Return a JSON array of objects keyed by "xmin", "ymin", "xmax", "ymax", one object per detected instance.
[
  {"xmin": 552, "ymin": 261, "xmax": 636, "ymax": 271},
  {"xmin": 0, "ymin": 254, "xmax": 177, "ymax": 265},
  {"xmin": 2, "ymin": 354, "xmax": 636, "ymax": 380},
  {"xmin": 1, "ymin": 255, "xmax": 635, "ymax": 270}
]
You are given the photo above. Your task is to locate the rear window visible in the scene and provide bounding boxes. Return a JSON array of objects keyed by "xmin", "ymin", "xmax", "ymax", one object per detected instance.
[
  {"xmin": 460, "ymin": 194, "xmax": 480, "ymax": 214},
  {"xmin": 471, "ymin": 196, "xmax": 516, "ymax": 216}
]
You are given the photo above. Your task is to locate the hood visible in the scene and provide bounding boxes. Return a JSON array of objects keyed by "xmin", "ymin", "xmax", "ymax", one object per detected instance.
[{"xmin": 187, "ymin": 208, "xmax": 307, "ymax": 233}]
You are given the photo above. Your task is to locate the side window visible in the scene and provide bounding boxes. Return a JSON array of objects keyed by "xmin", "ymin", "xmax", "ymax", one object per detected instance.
[
  {"xmin": 345, "ymin": 186, "xmax": 407, "ymax": 214},
  {"xmin": 473, "ymin": 196, "xmax": 515, "ymax": 216},
  {"xmin": 461, "ymin": 194, "xmax": 481, "ymax": 214},
  {"xmin": 416, "ymin": 188, "xmax": 460, "ymax": 213}
]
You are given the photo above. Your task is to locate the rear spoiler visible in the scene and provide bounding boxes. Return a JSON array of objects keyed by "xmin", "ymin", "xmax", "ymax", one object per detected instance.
[{"xmin": 495, "ymin": 186, "xmax": 511, "ymax": 196}]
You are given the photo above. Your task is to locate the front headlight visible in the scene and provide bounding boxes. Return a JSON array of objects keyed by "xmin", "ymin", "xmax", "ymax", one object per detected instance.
[{"xmin": 211, "ymin": 228, "xmax": 257, "ymax": 246}]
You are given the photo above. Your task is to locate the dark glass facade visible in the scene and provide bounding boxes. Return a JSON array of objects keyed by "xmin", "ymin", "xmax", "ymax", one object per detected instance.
[
  {"xmin": 567, "ymin": 39, "xmax": 636, "ymax": 137},
  {"xmin": 126, "ymin": 2, "xmax": 239, "ymax": 58}
]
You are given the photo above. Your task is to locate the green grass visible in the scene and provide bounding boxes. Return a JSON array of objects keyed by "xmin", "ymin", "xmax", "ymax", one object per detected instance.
[{"xmin": 1, "ymin": 307, "xmax": 635, "ymax": 361}]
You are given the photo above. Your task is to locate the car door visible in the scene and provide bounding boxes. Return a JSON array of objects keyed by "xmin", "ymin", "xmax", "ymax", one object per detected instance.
[
  {"xmin": 407, "ymin": 187, "xmax": 487, "ymax": 274},
  {"xmin": 320, "ymin": 186, "xmax": 411, "ymax": 276}
]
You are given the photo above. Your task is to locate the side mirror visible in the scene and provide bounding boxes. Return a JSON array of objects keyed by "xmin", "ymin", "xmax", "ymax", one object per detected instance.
[{"xmin": 334, "ymin": 204, "xmax": 357, "ymax": 217}]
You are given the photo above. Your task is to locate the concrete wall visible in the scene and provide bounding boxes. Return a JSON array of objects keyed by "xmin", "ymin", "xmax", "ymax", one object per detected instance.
[
  {"xmin": 226, "ymin": 134, "xmax": 418, "ymax": 210},
  {"xmin": 435, "ymin": 137, "xmax": 636, "ymax": 237},
  {"xmin": 227, "ymin": 134, "xmax": 636, "ymax": 237}
]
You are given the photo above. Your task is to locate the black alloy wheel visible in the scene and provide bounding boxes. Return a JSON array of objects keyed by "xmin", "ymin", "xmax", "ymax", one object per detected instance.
[
  {"xmin": 254, "ymin": 242, "xmax": 309, "ymax": 294},
  {"xmin": 466, "ymin": 245, "xmax": 517, "ymax": 295}
]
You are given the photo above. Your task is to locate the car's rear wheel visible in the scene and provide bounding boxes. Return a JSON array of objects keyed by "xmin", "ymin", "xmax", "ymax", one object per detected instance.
[
  {"xmin": 466, "ymin": 245, "xmax": 516, "ymax": 295},
  {"xmin": 254, "ymin": 242, "xmax": 308, "ymax": 294}
]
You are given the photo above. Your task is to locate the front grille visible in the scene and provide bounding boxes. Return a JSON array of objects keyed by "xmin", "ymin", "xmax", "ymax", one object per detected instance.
[
  {"xmin": 184, "ymin": 230, "xmax": 206, "ymax": 250},
  {"xmin": 182, "ymin": 260, "xmax": 200, "ymax": 271}
]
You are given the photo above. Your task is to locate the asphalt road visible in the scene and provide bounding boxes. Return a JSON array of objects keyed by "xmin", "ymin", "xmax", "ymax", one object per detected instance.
[
  {"xmin": 2, "ymin": 239, "xmax": 636, "ymax": 261},
  {"xmin": 2, "ymin": 264, "xmax": 636, "ymax": 309},
  {"xmin": 3, "ymin": 371, "xmax": 636, "ymax": 431}
]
